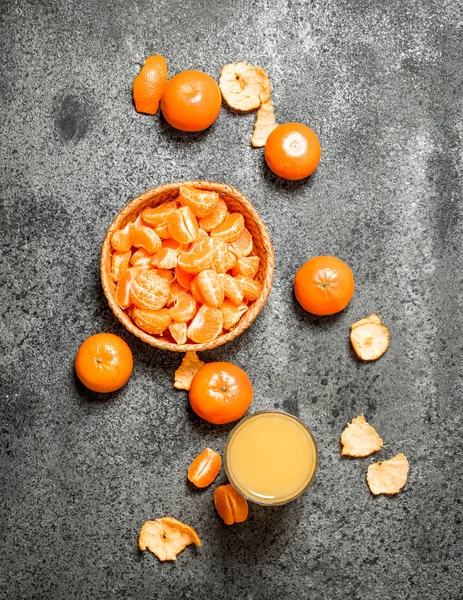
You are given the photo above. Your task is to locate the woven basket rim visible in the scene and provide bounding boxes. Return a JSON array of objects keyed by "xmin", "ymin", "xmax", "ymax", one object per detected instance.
[{"xmin": 100, "ymin": 180, "xmax": 274, "ymax": 352}]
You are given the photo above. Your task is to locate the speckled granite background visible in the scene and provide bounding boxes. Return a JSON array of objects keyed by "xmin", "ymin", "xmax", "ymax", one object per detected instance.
[{"xmin": 1, "ymin": 0, "xmax": 462, "ymax": 598}]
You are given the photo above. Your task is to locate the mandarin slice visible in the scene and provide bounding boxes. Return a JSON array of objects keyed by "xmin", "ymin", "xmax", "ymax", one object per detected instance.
[
  {"xmin": 188, "ymin": 448, "xmax": 222, "ymax": 488},
  {"xmin": 168, "ymin": 206, "xmax": 199, "ymax": 244},
  {"xmin": 211, "ymin": 242, "xmax": 230, "ymax": 274},
  {"xmin": 188, "ymin": 228, "xmax": 209, "ymax": 252},
  {"xmin": 190, "ymin": 277, "xmax": 206, "ymax": 304},
  {"xmin": 197, "ymin": 269, "xmax": 224, "ymax": 308},
  {"xmin": 199, "ymin": 199, "xmax": 228, "ymax": 232},
  {"xmin": 110, "ymin": 250, "xmax": 132, "ymax": 282},
  {"xmin": 166, "ymin": 281, "xmax": 186, "ymax": 307},
  {"xmin": 187, "ymin": 304, "xmax": 223, "ymax": 343},
  {"xmin": 234, "ymin": 274, "xmax": 262, "ymax": 300},
  {"xmin": 111, "ymin": 222, "xmax": 133, "ymax": 252},
  {"xmin": 228, "ymin": 227, "xmax": 253, "ymax": 257},
  {"xmin": 151, "ymin": 247, "xmax": 178, "ymax": 270},
  {"xmin": 177, "ymin": 244, "xmax": 214, "ymax": 274},
  {"xmin": 138, "ymin": 517, "xmax": 201, "ymax": 562},
  {"xmin": 169, "ymin": 322, "xmax": 187, "ymax": 345},
  {"xmin": 151, "ymin": 268, "xmax": 176, "ymax": 283},
  {"xmin": 130, "ymin": 222, "xmax": 162, "ymax": 254},
  {"xmin": 130, "ymin": 247, "xmax": 153, "ymax": 268},
  {"xmin": 132, "ymin": 307, "xmax": 171, "ymax": 335},
  {"xmin": 141, "ymin": 199, "xmax": 178, "ymax": 227},
  {"xmin": 231, "ymin": 256, "xmax": 260, "ymax": 279},
  {"xmin": 221, "ymin": 299, "xmax": 248, "ymax": 330},
  {"xmin": 130, "ymin": 270, "xmax": 170, "ymax": 310},
  {"xmin": 219, "ymin": 273, "xmax": 244, "ymax": 305},
  {"xmin": 155, "ymin": 221, "xmax": 172, "ymax": 239},
  {"xmin": 178, "ymin": 185, "xmax": 219, "ymax": 217},
  {"xmin": 214, "ymin": 484, "xmax": 249, "ymax": 525},
  {"xmin": 162, "ymin": 238, "xmax": 189, "ymax": 254},
  {"xmin": 169, "ymin": 292, "xmax": 197, "ymax": 323},
  {"xmin": 210, "ymin": 213, "xmax": 244, "ymax": 243},
  {"xmin": 116, "ymin": 267, "xmax": 140, "ymax": 309},
  {"xmin": 174, "ymin": 265, "xmax": 194, "ymax": 291}
]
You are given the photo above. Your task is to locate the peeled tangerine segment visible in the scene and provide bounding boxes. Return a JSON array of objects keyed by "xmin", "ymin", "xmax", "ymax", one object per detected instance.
[
  {"xmin": 232, "ymin": 256, "xmax": 260, "ymax": 279},
  {"xmin": 197, "ymin": 269, "xmax": 224, "ymax": 308},
  {"xmin": 350, "ymin": 320, "xmax": 390, "ymax": 361},
  {"xmin": 132, "ymin": 307, "xmax": 171, "ymax": 335},
  {"xmin": 188, "ymin": 448, "xmax": 222, "ymax": 488},
  {"xmin": 251, "ymin": 98, "xmax": 277, "ymax": 148},
  {"xmin": 210, "ymin": 213, "xmax": 244, "ymax": 243},
  {"xmin": 130, "ymin": 270, "xmax": 170, "ymax": 310},
  {"xmin": 130, "ymin": 247, "xmax": 152, "ymax": 268},
  {"xmin": 228, "ymin": 227, "xmax": 253, "ymax": 258},
  {"xmin": 151, "ymin": 247, "xmax": 178, "ymax": 270},
  {"xmin": 187, "ymin": 304, "xmax": 223, "ymax": 344},
  {"xmin": 116, "ymin": 267, "xmax": 140, "ymax": 309},
  {"xmin": 177, "ymin": 244, "xmax": 214, "ymax": 274},
  {"xmin": 168, "ymin": 206, "xmax": 199, "ymax": 244},
  {"xmin": 111, "ymin": 223, "xmax": 133, "ymax": 252},
  {"xmin": 214, "ymin": 484, "xmax": 249, "ymax": 525},
  {"xmin": 219, "ymin": 62, "xmax": 270, "ymax": 111},
  {"xmin": 141, "ymin": 199, "xmax": 178, "ymax": 227},
  {"xmin": 220, "ymin": 273, "xmax": 244, "ymax": 305},
  {"xmin": 221, "ymin": 300, "xmax": 248, "ymax": 330},
  {"xmin": 110, "ymin": 250, "xmax": 132, "ymax": 282},
  {"xmin": 174, "ymin": 351, "xmax": 205, "ymax": 390},
  {"xmin": 138, "ymin": 517, "xmax": 201, "ymax": 561},
  {"xmin": 169, "ymin": 292, "xmax": 197, "ymax": 323},
  {"xmin": 234, "ymin": 275, "xmax": 261, "ymax": 301},
  {"xmin": 178, "ymin": 185, "xmax": 219, "ymax": 218},
  {"xmin": 169, "ymin": 322, "xmax": 187, "ymax": 345},
  {"xmin": 366, "ymin": 453, "xmax": 409, "ymax": 496},
  {"xmin": 199, "ymin": 199, "xmax": 229, "ymax": 232},
  {"xmin": 130, "ymin": 223, "xmax": 162, "ymax": 254},
  {"xmin": 340, "ymin": 415, "xmax": 383, "ymax": 457}
]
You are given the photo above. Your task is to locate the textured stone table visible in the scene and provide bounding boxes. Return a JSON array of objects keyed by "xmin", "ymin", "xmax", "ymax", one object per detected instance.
[{"xmin": 1, "ymin": 1, "xmax": 462, "ymax": 599}]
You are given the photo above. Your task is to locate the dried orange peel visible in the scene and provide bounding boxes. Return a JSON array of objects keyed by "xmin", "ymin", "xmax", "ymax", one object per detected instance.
[
  {"xmin": 350, "ymin": 314, "xmax": 390, "ymax": 361},
  {"xmin": 340, "ymin": 415, "xmax": 383, "ymax": 457},
  {"xmin": 366, "ymin": 453, "xmax": 409, "ymax": 495},
  {"xmin": 174, "ymin": 351, "xmax": 205, "ymax": 390},
  {"xmin": 138, "ymin": 517, "xmax": 201, "ymax": 561},
  {"xmin": 219, "ymin": 61, "xmax": 277, "ymax": 147}
]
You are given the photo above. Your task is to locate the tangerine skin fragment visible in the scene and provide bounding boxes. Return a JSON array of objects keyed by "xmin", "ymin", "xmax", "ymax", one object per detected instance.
[
  {"xmin": 366, "ymin": 453, "xmax": 409, "ymax": 496},
  {"xmin": 174, "ymin": 351, "xmax": 205, "ymax": 390},
  {"xmin": 138, "ymin": 517, "xmax": 201, "ymax": 561},
  {"xmin": 340, "ymin": 415, "xmax": 383, "ymax": 458}
]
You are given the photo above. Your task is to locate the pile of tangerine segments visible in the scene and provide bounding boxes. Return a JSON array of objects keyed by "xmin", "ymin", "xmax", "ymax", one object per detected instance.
[{"xmin": 109, "ymin": 185, "xmax": 262, "ymax": 345}]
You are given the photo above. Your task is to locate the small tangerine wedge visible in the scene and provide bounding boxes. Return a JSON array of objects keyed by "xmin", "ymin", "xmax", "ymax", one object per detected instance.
[
  {"xmin": 151, "ymin": 247, "xmax": 178, "ymax": 270},
  {"xmin": 169, "ymin": 322, "xmax": 187, "ymax": 345},
  {"xmin": 210, "ymin": 213, "xmax": 245, "ymax": 243},
  {"xmin": 116, "ymin": 267, "xmax": 140, "ymax": 309},
  {"xmin": 132, "ymin": 307, "xmax": 171, "ymax": 335},
  {"xmin": 155, "ymin": 221, "xmax": 172, "ymax": 239},
  {"xmin": 221, "ymin": 299, "xmax": 248, "ymax": 330},
  {"xmin": 188, "ymin": 448, "xmax": 222, "ymax": 488},
  {"xmin": 175, "ymin": 265, "xmax": 194, "ymax": 290},
  {"xmin": 199, "ymin": 199, "xmax": 228, "ymax": 232},
  {"xmin": 130, "ymin": 270, "xmax": 170, "ymax": 310},
  {"xmin": 229, "ymin": 227, "xmax": 253, "ymax": 257},
  {"xmin": 111, "ymin": 223, "xmax": 132, "ymax": 252},
  {"xmin": 234, "ymin": 275, "xmax": 262, "ymax": 300},
  {"xmin": 187, "ymin": 304, "xmax": 223, "ymax": 343},
  {"xmin": 188, "ymin": 228, "xmax": 209, "ymax": 252},
  {"xmin": 130, "ymin": 247, "xmax": 153, "ymax": 268},
  {"xmin": 163, "ymin": 238, "xmax": 189, "ymax": 254},
  {"xmin": 219, "ymin": 273, "xmax": 244, "ymax": 305},
  {"xmin": 177, "ymin": 244, "xmax": 214, "ymax": 274},
  {"xmin": 133, "ymin": 54, "xmax": 168, "ymax": 115},
  {"xmin": 169, "ymin": 292, "xmax": 197, "ymax": 323},
  {"xmin": 138, "ymin": 517, "xmax": 201, "ymax": 562},
  {"xmin": 168, "ymin": 206, "xmax": 199, "ymax": 244},
  {"xmin": 166, "ymin": 281, "xmax": 186, "ymax": 307},
  {"xmin": 232, "ymin": 256, "xmax": 260, "ymax": 279},
  {"xmin": 178, "ymin": 185, "xmax": 219, "ymax": 217},
  {"xmin": 141, "ymin": 199, "xmax": 178, "ymax": 227},
  {"xmin": 110, "ymin": 250, "xmax": 132, "ymax": 282},
  {"xmin": 130, "ymin": 223, "xmax": 162, "ymax": 254},
  {"xmin": 211, "ymin": 242, "xmax": 230, "ymax": 274},
  {"xmin": 197, "ymin": 269, "xmax": 224, "ymax": 308},
  {"xmin": 190, "ymin": 277, "xmax": 206, "ymax": 304},
  {"xmin": 214, "ymin": 484, "xmax": 249, "ymax": 525}
]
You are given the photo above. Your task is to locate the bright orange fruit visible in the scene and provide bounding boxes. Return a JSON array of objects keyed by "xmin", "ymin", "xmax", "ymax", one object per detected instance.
[
  {"xmin": 110, "ymin": 250, "xmax": 132, "ymax": 282},
  {"xmin": 132, "ymin": 307, "xmax": 171, "ymax": 335},
  {"xmin": 169, "ymin": 322, "xmax": 187, "ymax": 345},
  {"xmin": 265, "ymin": 122, "xmax": 321, "ymax": 180},
  {"xmin": 210, "ymin": 213, "xmax": 244, "ymax": 243},
  {"xmin": 141, "ymin": 199, "xmax": 178, "ymax": 227},
  {"xmin": 188, "ymin": 448, "xmax": 222, "ymax": 488},
  {"xmin": 214, "ymin": 484, "xmax": 249, "ymax": 525},
  {"xmin": 197, "ymin": 269, "xmax": 224, "ymax": 308},
  {"xmin": 111, "ymin": 223, "xmax": 132, "ymax": 252},
  {"xmin": 178, "ymin": 185, "xmax": 219, "ymax": 217},
  {"xmin": 187, "ymin": 304, "xmax": 223, "ymax": 343},
  {"xmin": 168, "ymin": 206, "xmax": 199, "ymax": 244},
  {"xmin": 199, "ymin": 199, "xmax": 228, "ymax": 232},
  {"xmin": 133, "ymin": 55, "xmax": 168, "ymax": 115},
  {"xmin": 116, "ymin": 267, "xmax": 139, "ymax": 309},
  {"xmin": 169, "ymin": 292, "xmax": 197, "ymax": 323}
]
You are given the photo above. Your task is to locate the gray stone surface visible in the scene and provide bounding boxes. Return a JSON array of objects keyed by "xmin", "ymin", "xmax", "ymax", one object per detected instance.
[{"xmin": 1, "ymin": 0, "xmax": 462, "ymax": 598}]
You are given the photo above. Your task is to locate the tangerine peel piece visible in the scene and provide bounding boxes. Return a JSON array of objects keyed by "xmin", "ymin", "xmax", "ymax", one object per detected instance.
[
  {"xmin": 366, "ymin": 453, "xmax": 409, "ymax": 496},
  {"xmin": 340, "ymin": 414, "xmax": 383, "ymax": 457},
  {"xmin": 351, "ymin": 313, "xmax": 382, "ymax": 329},
  {"xmin": 138, "ymin": 517, "xmax": 201, "ymax": 561},
  {"xmin": 174, "ymin": 351, "xmax": 205, "ymax": 390},
  {"xmin": 251, "ymin": 98, "xmax": 277, "ymax": 148},
  {"xmin": 219, "ymin": 62, "xmax": 270, "ymax": 112},
  {"xmin": 350, "ymin": 316, "xmax": 390, "ymax": 361}
]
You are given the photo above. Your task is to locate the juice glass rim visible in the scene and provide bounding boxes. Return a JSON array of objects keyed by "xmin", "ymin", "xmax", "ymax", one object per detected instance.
[{"xmin": 223, "ymin": 410, "xmax": 318, "ymax": 506}]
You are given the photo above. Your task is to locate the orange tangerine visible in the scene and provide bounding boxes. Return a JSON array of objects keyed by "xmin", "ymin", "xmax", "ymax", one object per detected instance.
[
  {"xmin": 178, "ymin": 185, "xmax": 219, "ymax": 217},
  {"xmin": 211, "ymin": 242, "xmax": 230, "ymax": 274},
  {"xmin": 111, "ymin": 250, "xmax": 132, "ymax": 282},
  {"xmin": 111, "ymin": 223, "xmax": 132, "ymax": 252},
  {"xmin": 229, "ymin": 227, "xmax": 253, "ymax": 257},
  {"xmin": 132, "ymin": 307, "xmax": 171, "ymax": 335},
  {"xmin": 210, "ymin": 213, "xmax": 244, "ymax": 243},
  {"xmin": 130, "ymin": 222, "xmax": 162, "ymax": 254},
  {"xmin": 130, "ymin": 270, "xmax": 170, "ymax": 310},
  {"xmin": 197, "ymin": 269, "xmax": 224, "ymax": 308},
  {"xmin": 141, "ymin": 199, "xmax": 178, "ymax": 227},
  {"xmin": 190, "ymin": 277, "xmax": 206, "ymax": 304},
  {"xmin": 232, "ymin": 256, "xmax": 260, "ymax": 279},
  {"xmin": 188, "ymin": 228, "xmax": 209, "ymax": 252},
  {"xmin": 166, "ymin": 282, "xmax": 186, "ymax": 307},
  {"xmin": 168, "ymin": 206, "xmax": 199, "ymax": 244},
  {"xmin": 235, "ymin": 275, "xmax": 262, "ymax": 300},
  {"xmin": 116, "ymin": 267, "xmax": 140, "ymax": 309},
  {"xmin": 132, "ymin": 54, "xmax": 168, "ymax": 115},
  {"xmin": 169, "ymin": 292, "xmax": 197, "ymax": 322},
  {"xmin": 130, "ymin": 247, "xmax": 153, "ymax": 268},
  {"xmin": 175, "ymin": 265, "xmax": 194, "ymax": 291},
  {"xmin": 155, "ymin": 221, "xmax": 172, "ymax": 239},
  {"xmin": 169, "ymin": 322, "xmax": 187, "ymax": 345},
  {"xmin": 221, "ymin": 300, "xmax": 248, "ymax": 330},
  {"xmin": 199, "ymin": 199, "xmax": 228, "ymax": 232},
  {"xmin": 151, "ymin": 247, "xmax": 178, "ymax": 270},
  {"xmin": 177, "ymin": 244, "xmax": 214, "ymax": 274},
  {"xmin": 187, "ymin": 304, "xmax": 223, "ymax": 343},
  {"xmin": 219, "ymin": 273, "xmax": 244, "ymax": 305}
]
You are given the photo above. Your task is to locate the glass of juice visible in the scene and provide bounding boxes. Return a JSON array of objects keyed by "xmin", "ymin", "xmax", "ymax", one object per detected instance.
[{"xmin": 224, "ymin": 411, "xmax": 318, "ymax": 505}]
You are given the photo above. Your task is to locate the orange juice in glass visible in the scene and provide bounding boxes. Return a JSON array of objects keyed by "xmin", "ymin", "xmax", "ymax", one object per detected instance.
[{"xmin": 224, "ymin": 411, "xmax": 318, "ymax": 505}]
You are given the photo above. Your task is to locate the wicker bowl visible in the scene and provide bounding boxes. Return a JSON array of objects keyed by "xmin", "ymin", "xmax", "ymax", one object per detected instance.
[{"xmin": 100, "ymin": 181, "xmax": 274, "ymax": 352}]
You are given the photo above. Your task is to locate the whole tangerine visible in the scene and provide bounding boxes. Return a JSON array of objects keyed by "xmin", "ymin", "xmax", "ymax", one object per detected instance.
[
  {"xmin": 75, "ymin": 333, "xmax": 133, "ymax": 393},
  {"xmin": 189, "ymin": 362, "xmax": 253, "ymax": 424},
  {"xmin": 265, "ymin": 122, "xmax": 321, "ymax": 180},
  {"xmin": 161, "ymin": 70, "xmax": 221, "ymax": 132},
  {"xmin": 294, "ymin": 256, "xmax": 354, "ymax": 316}
]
